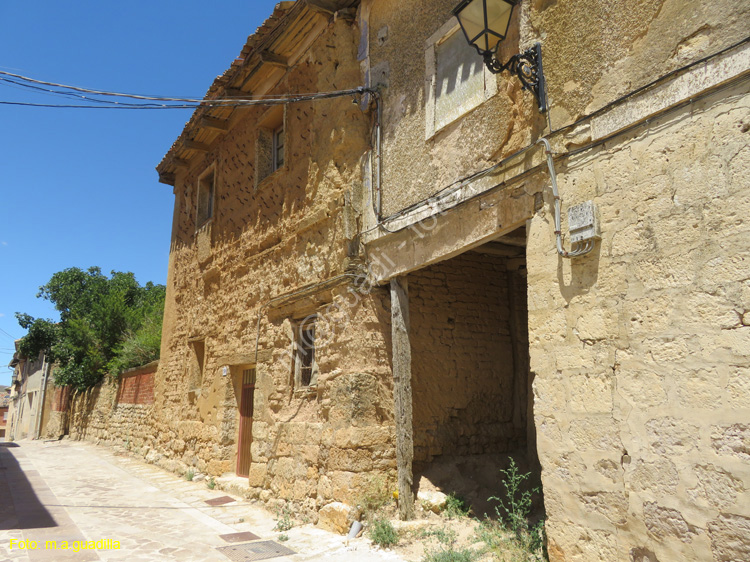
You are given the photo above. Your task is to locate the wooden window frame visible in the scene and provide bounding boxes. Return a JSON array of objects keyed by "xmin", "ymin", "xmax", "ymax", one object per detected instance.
[
  {"xmin": 293, "ymin": 317, "xmax": 318, "ymax": 389},
  {"xmin": 272, "ymin": 124, "xmax": 285, "ymax": 171},
  {"xmin": 196, "ymin": 166, "xmax": 216, "ymax": 229}
]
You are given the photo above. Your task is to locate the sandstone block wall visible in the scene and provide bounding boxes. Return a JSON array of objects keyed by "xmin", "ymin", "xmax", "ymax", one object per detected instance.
[
  {"xmin": 67, "ymin": 375, "xmax": 156, "ymax": 457},
  {"xmin": 147, "ymin": 15, "xmax": 398, "ymax": 512},
  {"xmin": 527, "ymin": 85, "xmax": 750, "ymax": 561}
]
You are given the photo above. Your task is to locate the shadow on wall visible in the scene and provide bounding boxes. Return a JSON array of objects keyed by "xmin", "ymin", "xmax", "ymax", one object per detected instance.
[{"xmin": 556, "ymin": 241, "xmax": 602, "ymax": 303}]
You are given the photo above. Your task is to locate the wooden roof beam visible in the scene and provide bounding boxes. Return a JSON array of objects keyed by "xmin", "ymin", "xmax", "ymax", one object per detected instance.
[
  {"xmin": 159, "ymin": 172, "xmax": 176, "ymax": 186},
  {"xmin": 305, "ymin": 0, "xmax": 338, "ymax": 14},
  {"xmin": 223, "ymin": 87, "xmax": 251, "ymax": 98},
  {"xmin": 199, "ymin": 116, "xmax": 230, "ymax": 131},
  {"xmin": 259, "ymin": 50, "xmax": 288, "ymax": 69},
  {"xmin": 183, "ymin": 139, "xmax": 210, "ymax": 152}
]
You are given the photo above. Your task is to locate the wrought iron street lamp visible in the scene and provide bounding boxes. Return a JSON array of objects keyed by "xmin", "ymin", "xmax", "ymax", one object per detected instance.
[{"xmin": 453, "ymin": 0, "xmax": 547, "ymax": 112}]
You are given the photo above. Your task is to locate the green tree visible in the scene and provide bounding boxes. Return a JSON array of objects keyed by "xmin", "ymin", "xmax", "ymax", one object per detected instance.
[{"xmin": 16, "ymin": 267, "xmax": 166, "ymax": 391}]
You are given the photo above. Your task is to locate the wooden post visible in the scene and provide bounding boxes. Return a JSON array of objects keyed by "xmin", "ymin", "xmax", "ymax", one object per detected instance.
[{"xmin": 390, "ymin": 276, "xmax": 415, "ymax": 520}]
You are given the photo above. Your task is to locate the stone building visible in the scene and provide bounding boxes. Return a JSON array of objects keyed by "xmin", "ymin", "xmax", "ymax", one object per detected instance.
[
  {"xmin": 153, "ymin": 0, "xmax": 395, "ymax": 512},
  {"xmin": 97, "ymin": 0, "xmax": 746, "ymax": 559},
  {"xmin": 357, "ymin": 0, "xmax": 749, "ymax": 561},
  {"xmin": 0, "ymin": 386, "xmax": 10, "ymax": 440},
  {"xmin": 6, "ymin": 344, "xmax": 53, "ymax": 441}
]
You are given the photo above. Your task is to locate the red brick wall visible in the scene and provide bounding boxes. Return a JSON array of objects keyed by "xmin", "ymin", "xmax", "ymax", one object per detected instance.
[
  {"xmin": 117, "ymin": 371, "xmax": 155, "ymax": 405},
  {"xmin": 52, "ymin": 386, "xmax": 71, "ymax": 412}
]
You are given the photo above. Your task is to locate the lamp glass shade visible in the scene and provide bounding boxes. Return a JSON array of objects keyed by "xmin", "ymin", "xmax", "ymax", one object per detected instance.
[{"xmin": 453, "ymin": 0, "xmax": 516, "ymax": 54}]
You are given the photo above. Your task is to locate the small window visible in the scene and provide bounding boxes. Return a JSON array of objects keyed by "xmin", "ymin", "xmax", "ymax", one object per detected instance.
[
  {"xmin": 273, "ymin": 125, "xmax": 285, "ymax": 171},
  {"xmin": 189, "ymin": 339, "xmax": 206, "ymax": 391},
  {"xmin": 197, "ymin": 169, "xmax": 215, "ymax": 228},
  {"xmin": 255, "ymin": 105, "xmax": 286, "ymax": 187},
  {"xmin": 293, "ymin": 317, "xmax": 318, "ymax": 388}
]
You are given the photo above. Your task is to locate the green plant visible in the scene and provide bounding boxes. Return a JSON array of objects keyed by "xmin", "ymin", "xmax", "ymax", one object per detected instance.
[
  {"xmin": 207, "ymin": 477, "xmax": 216, "ymax": 490},
  {"xmin": 357, "ymin": 475, "xmax": 393, "ymax": 517},
  {"xmin": 422, "ymin": 549, "xmax": 478, "ymax": 562},
  {"xmin": 369, "ymin": 517, "xmax": 398, "ymax": 548},
  {"xmin": 479, "ymin": 458, "xmax": 547, "ymax": 561},
  {"xmin": 443, "ymin": 493, "xmax": 470, "ymax": 519},
  {"xmin": 278, "ymin": 533, "xmax": 289, "ymax": 542},
  {"xmin": 490, "ymin": 458, "xmax": 535, "ymax": 538},
  {"xmin": 421, "ymin": 527, "xmax": 478, "ymax": 562},
  {"xmin": 420, "ymin": 527, "xmax": 456, "ymax": 544},
  {"xmin": 273, "ymin": 503, "xmax": 294, "ymax": 532},
  {"xmin": 185, "ymin": 468, "xmax": 195, "ymax": 481}
]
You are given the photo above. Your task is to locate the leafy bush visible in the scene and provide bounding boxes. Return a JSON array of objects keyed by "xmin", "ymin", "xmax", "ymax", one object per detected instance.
[
  {"xmin": 185, "ymin": 468, "xmax": 195, "ymax": 481},
  {"xmin": 357, "ymin": 474, "xmax": 393, "ymax": 517},
  {"xmin": 15, "ymin": 267, "xmax": 166, "ymax": 390},
  {"xmin": 207, "ymin": 477, "xmax": 216, "ymax": 490},
  {"xmin": 370, "ymin": 517, "xmax": 398, "ymax": 547}
]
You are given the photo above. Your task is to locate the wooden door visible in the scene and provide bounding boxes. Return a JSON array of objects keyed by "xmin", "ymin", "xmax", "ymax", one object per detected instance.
[{"xmin": 236, "ymin": 368, "xmax": 256, "ymax": 477}]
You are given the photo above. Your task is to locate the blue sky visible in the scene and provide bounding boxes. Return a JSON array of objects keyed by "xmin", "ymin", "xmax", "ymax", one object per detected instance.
[{"xmin": 0, "ymin": 0, "xmax": 281, "ymax": 385}]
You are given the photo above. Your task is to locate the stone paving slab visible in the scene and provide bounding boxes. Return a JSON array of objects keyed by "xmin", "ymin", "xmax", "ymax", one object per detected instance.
[{"xmin": 0, "ymin": 440, "xmax": 407, "ymax": 562}]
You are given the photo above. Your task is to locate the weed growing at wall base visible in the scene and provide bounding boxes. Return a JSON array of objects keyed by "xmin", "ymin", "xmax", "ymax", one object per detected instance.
[
  {"xmin": 273, "ymin": 503, "xmax": 294, "ymax": 532},
  {"xmin": 369, "ymin": 517, "xmax": 398, "ymax": 548},
  {"xmin": 420, "ymin": 527, "xmax": 478, "ymax": 562},
  {"xmin": 478, "ymin": 458, "xmax": 547, "ymax": 561}
]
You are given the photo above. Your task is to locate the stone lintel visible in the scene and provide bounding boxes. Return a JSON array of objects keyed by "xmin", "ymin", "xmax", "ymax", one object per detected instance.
[{"xmin": 366, "ymin": 185, "xmax": 538, "ymax": 283}]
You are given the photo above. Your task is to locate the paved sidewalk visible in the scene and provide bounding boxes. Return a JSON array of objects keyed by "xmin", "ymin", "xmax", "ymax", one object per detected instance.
[{"xmin": 0, "ymin": 440, "xmax": 405, "ymax": 562}]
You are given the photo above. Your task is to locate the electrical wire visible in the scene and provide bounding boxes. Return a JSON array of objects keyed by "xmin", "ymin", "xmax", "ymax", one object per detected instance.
[
  {"xmin": 548, "ymin": 35, "xmax": 750, "ymax": 137},
  {"xmin": 0, "ymin": 328, "xmax": 18, "ymax": 341},
  {"xmin": 0, "ymin": 70, "xmax": 374, "ymax": 109}
]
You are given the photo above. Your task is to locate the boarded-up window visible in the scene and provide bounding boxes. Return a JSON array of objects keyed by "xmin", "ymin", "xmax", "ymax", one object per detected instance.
[
  {"xmin": 52, "ymin": 386, "xmax": 71, "ymax": 412},
  {"xmin": 425, "ymin": 22, "xmax": 497, "ymax": 138},
  {"xmin": 189, "ymin": 339, "xmax": 206, "ymax": 391}
]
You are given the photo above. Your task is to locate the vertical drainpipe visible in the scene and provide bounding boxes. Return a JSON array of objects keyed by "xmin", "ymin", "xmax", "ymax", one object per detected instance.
[{"xmin": 33, "ymin": 353, "xmax": 50, "ymax": 439}]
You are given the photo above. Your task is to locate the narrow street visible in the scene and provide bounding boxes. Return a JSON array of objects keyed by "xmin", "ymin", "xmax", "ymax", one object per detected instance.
[{"xmin": 0, "ymin": 440, "xmax": 404, "ymax": 562}]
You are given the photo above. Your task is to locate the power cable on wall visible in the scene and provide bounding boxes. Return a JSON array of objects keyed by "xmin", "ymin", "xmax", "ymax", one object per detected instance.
[{"xmin": 368, "ymin": 37, "xmax": 750, "ymax": 234}]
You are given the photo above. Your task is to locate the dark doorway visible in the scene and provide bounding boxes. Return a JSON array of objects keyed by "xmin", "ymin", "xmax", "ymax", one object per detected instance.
[{"xmin": 408, "ymin": 226, "xmax": 541, "ymax": 517}]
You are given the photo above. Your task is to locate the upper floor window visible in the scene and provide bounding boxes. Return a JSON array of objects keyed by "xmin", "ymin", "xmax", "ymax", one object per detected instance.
[
  {"xmin": 425, "ymin": 20, "xmax": 498, "ymax": 139},
  {"xmin": 196, "ymin": 169, "xmax": 215, "ymax": 228},
  {"xmin": 273, "ymin": 124, "xmax": 285, "ymax": 171},
  {"xmin": 256, "ymin": 105, "xmax": 286, "ymax": 188}
]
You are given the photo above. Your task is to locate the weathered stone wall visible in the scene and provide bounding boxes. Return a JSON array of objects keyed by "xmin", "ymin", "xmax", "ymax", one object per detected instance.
[
  {"xmin": 362, "ymin": 0, "xmax": 749, "ymax": 558},
  {"xmin": 527, "ymin": 84, "xmax": 750, "ymax": 561},
  {"xmin": 409, "ymin": 252, "xmax": 528, "ymax": 463},
  {"xmin": 67, "ymin": 374, "xmax": 156, "ymax": 456},
  {"xmin": 526, "ymin": 0, "xmax": 750, "ymax": 128},
  {"xmin": 363, "ymin": 0, "xmax": 537, "ymax": 216},
  {"xmin": 151, "ymin": 15, "xmax": 397, "ymax": 513}
]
